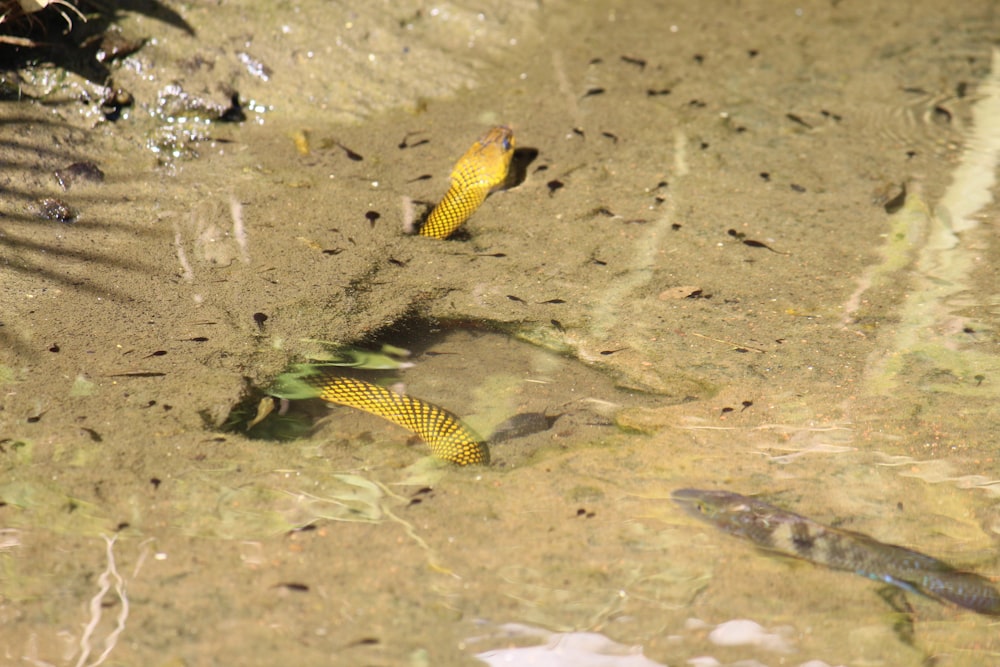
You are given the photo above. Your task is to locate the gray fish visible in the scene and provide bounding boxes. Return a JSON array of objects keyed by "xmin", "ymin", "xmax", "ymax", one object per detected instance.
[{"xmin": 672, "ymin": 488, "xmax": 1000, "ymax": 615}]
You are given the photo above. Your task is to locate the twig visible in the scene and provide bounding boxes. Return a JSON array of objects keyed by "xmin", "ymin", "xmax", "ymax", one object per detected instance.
[
  {"xmin": 74, "ymin": 535, "xmax": 129, "ymax": 667},
  {"xmin": 689, "ymin": 331, "xmax": 765, "ymax": 353}
]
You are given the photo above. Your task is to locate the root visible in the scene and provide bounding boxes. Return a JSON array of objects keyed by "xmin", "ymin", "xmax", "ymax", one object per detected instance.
[{"xmin": 73, "ymin": 534, "xmax": 129, "ymax": 667}]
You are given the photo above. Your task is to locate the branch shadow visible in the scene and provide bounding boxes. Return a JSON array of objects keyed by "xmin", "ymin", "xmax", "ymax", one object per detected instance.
[
  {"xmin": 0, "ymin": 108, "xmax": 164, "ymax": 357},
  {"xmin": 0, "ymin": 0, "xmax": 195, "ymax": 85}
]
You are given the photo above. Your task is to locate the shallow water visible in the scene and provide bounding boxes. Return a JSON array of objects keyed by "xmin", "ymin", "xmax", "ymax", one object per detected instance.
[{"xmin": 1, "ymin": 0, "xmax": 999, "ymax": 665}]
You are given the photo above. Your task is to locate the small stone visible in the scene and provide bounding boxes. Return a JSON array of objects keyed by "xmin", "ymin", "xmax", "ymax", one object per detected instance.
[{"xmin": 37, "ymin": 198, "xmax": 77, "ymax": 223}]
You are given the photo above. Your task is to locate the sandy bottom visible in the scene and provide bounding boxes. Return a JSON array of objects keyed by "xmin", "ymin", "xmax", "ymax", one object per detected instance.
[{"xmin": 1, "ymin": 1, "xmax": 999, "ymax": 665}]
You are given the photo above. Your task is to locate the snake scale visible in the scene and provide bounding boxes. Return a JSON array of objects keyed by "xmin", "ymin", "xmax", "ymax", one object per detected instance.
[
  {"xmin": 672, "ymin": 488, "xmax": 1000, "ymax": 615},
  {"xmin": 287, "ymin": 128, "xmax": 516, "ymax": 463},
  {"xmin": 418, "ymin": 125, "xmax": 515, "ymax": 239},
  {"xmin": 302, "ymin": 372, "xmax": 489, "ymax": 466}
]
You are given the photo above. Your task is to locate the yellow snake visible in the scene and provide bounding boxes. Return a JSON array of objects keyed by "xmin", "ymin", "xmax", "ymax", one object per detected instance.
[
  {"xmin": 302, "ymin": 372, "xmax": 489, "ymax": 466},
  {"xmin": 419, "ymin": 125, "xmax": 515, "ymax": 239}
]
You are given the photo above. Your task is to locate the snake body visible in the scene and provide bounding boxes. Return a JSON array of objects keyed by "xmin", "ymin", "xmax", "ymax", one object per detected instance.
[
  {"xmin": 672, "ymin": 488, "xmax": 1000, "ymax": 615},
  {"xmin": 303, "ymin": 372, "xmax": 489, "ymax": 466},
  {"xmin": 419, "ymin": 125, "xmax": 515, "ymax": 239}
]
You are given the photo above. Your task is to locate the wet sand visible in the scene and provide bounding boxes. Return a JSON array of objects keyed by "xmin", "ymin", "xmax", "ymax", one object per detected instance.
[{"xmin": 1, "ymin": 1, "xmax": 999, "ymax": 665}]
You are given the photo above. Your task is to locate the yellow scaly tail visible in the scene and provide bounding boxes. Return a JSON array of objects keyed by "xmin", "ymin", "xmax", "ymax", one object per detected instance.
[{"xmin": 304, "ymin": 373, "xmax": 489, "ymax": 466}]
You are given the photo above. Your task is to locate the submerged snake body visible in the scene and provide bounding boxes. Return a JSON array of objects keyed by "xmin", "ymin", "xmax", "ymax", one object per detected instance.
[
  {"xmin": 305, "ymin": 373, "xmax": 489, "ymax": 466},
  {"xmin": 419, "ymin": 125, "xmax": 515, "ymax": 239},
  {"xmin": 672, "ymin": 488, "xmax": 1000, "ymax": 615}
]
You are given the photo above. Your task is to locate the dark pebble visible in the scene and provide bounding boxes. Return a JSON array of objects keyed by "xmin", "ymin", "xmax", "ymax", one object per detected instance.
[
  {"xmin": 55, "ymin": 162, "xmax": 105, "ymax": 190},
  {"xmin": 37, "ymin": 198, "xmax": 77, "ymax": 223}
]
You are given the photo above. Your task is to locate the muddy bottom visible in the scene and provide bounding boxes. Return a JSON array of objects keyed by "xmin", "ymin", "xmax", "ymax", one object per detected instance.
[{"xmin": 1, "ymin": 1, "xmax": 999, "ymax": 666}]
